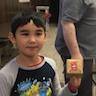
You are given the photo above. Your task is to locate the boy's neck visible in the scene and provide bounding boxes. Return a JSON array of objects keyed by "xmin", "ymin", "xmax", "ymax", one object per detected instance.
[{"xmin": 16, "ymin": 55, "xmax": 43, "ymax": 67}]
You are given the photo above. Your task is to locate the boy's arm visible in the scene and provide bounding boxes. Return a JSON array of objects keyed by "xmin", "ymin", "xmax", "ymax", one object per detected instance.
[
  {"xmin": 52, "ymin": 69, "xmax": 61, "ymax": 95},
  {"xmin": 53, "ymin": 73, "xmax": 79, "ymax": 96},
  {"xmin": 0, "ymin": 72, "xmax": 10, "ymax": 96},
  {"xmin": 59, "ymin": 76, "xmax": 81, "ymax": 96}
]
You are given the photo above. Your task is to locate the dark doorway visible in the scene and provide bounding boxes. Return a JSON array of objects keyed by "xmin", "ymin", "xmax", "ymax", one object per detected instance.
[{"xmin": 49, "ymin": 0, "xmax": 59, "ymax": 23}]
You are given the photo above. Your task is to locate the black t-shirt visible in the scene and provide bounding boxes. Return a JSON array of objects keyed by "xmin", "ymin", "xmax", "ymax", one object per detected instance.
[{"xmin": 10, "ymin": 62, "xmax": 55, "ymax": 96}]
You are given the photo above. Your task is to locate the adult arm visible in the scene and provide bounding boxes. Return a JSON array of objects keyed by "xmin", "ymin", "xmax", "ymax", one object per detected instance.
[
  {"xmin": 61, "ymin": 21, "xmax": 83, "ymax": 60},
  {"xmin": 60, "ymin": 0, "xmax": 87, "ymax": 60}
]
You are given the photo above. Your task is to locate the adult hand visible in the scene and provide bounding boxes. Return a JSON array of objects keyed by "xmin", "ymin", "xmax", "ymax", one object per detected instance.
[{"xmin": 71, "ymin": 52, "xmax": 83, "ymax": 62}]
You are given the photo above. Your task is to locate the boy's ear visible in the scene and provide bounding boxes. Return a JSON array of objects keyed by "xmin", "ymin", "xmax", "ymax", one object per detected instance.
[{"xmin": 8, "ymin": 32, "xmax": 16, "ymax": 44}]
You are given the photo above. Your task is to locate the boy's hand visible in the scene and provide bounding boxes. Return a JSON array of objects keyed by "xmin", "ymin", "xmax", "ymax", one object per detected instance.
[
  {"xmin": 68, "ymin": 76, "xmax": 81, "ymax": 93},
  {"xmin": 69, "ymin": 76, "xmax": 81, "ymax": 89}
]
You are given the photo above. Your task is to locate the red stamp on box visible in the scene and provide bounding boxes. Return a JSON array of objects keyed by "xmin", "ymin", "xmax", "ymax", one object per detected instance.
[
  {"xmin": 67, "ymin": 59, "xmax": 83, "ymax": 75},
  {"xmin": 70, "ymin": 61, "xmax": 77, "ymax": 71}
]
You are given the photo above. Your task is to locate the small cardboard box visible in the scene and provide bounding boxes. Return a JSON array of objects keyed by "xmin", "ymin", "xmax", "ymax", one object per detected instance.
[{"xmin": 66, "ymin": 59, "xmax": 83, "ymax": 75}]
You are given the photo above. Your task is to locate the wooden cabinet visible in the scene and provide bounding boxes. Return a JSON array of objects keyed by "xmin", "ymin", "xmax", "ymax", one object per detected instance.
[
  {"xmin": 0, "ymin": 0, "xmax": 50, "ymax": 23},
  {"xmin": 0, "ymin": 0, "xmax": 51, "ymax": 37}
]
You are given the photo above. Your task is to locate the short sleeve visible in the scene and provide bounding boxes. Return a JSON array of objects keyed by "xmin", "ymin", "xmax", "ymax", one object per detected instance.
[{"xmin": 62, "ymin": 0, "xmax": 88, "ymax": 22}]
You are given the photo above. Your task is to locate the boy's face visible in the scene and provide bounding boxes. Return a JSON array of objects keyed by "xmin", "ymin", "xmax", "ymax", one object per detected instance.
[{"xmin": 9, "ymin": 22, "xmax": 46, "ymax": 57}]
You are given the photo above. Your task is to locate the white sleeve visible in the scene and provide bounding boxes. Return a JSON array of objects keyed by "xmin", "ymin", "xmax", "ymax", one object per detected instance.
[
  {"xmin": 53, "ymin": 68, "xmax": 62, "ymax": 95},
  {"xmin": 0, "ymin": 58, "xmax": 18, "ymax": 96},
  {"xmin": 45, "ymin": 57, "xmax": 61, "ymax": 95},
  {"xmin": 0, "ymin": 72, "xmax": 11, "ymax": 96}
]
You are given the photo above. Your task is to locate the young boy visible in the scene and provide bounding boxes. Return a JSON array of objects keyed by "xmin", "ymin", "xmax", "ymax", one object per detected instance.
[{"xmin": 0, "ymin": 11, "xmax": 81, "ymax": 96}]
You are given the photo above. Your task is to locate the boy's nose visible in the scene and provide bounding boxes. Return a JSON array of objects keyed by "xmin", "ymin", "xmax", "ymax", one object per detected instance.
[{"xmin": 29, "ymin": 36, "xmax": 36, "ymax": 42}]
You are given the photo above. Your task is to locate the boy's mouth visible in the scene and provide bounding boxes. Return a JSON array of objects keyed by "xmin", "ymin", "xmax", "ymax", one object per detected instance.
[{"xmin": 26, "ymin": 45, "xmax": 38, "ymax": 49}]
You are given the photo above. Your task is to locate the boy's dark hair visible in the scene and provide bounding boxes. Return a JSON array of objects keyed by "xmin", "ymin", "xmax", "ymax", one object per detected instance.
[{"xmin": 11, "ymin": 10, "xmax": 46, "ymax": 36}]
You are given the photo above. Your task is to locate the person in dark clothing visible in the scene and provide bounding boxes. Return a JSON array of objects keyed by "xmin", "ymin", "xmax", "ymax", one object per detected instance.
[{"xmin": 55, "ymin": 0, "xmax": 96, "ymax": 96}]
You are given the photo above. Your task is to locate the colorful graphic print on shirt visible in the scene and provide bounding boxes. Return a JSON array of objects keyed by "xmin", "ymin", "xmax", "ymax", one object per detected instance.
[{"xmin": 16, "ymin": 77, "xmax": 52, "ymax": 96}]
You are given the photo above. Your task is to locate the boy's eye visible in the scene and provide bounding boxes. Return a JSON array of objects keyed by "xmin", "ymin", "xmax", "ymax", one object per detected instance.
[
  {"xmin": 36, "ymin": 32, "xmax": 43, "ymax": 36},
  {"xmin": 35, "ymin": 29, "xmax": 44, "ymax": 36},
  {"xmin": 21, "ymin": 33, "xmax": 29, "ymax": 36},
  {"xmin": 19, "ymin": 29, "xmax": 29, "ymax": 36}
]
